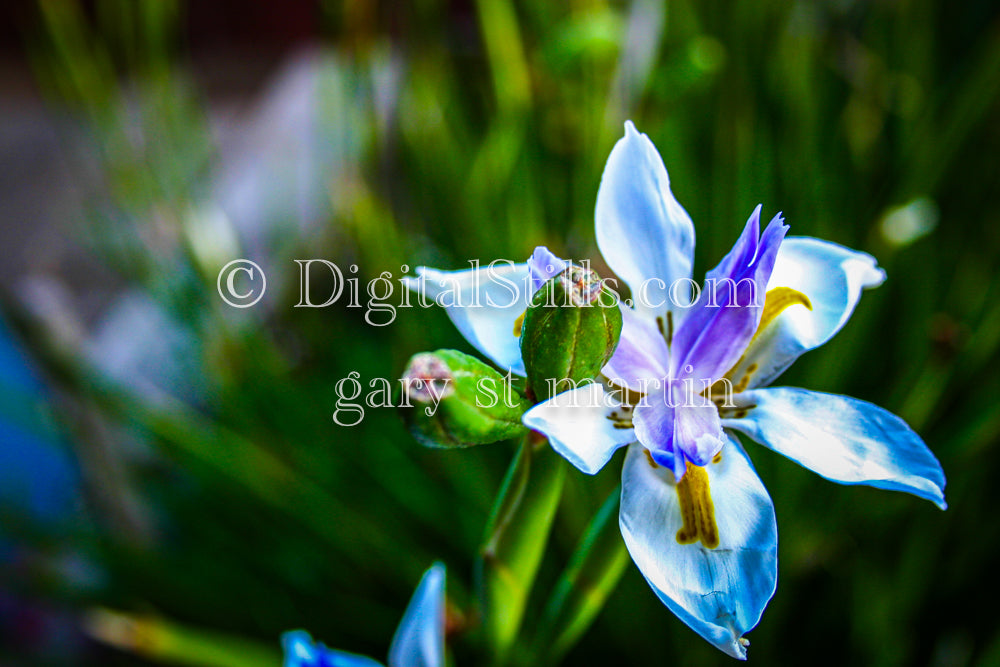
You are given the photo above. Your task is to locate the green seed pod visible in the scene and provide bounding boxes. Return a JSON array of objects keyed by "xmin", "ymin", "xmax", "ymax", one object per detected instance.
[
  {"xmin": 398, "ymin": 349, "xmax": 531, "ymax": 448},
  {"xmin": 520, "ymin": 265, "xmax": 622, "ymax": 402}
]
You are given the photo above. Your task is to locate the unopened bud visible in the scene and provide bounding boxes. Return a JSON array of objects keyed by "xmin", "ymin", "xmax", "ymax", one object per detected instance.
[
  {"xmin": 520, "ymin": 266, "xmax": 622, "ymax": 401},
  {"xmin": 399, "ymin": 349, "xmax": 530, "ymax": 448}
]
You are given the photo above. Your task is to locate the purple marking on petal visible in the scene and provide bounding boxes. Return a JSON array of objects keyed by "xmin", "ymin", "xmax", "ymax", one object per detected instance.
[
  {"xmin": 651, "ymin": 447, "xmax": 678, "ymax": 473},
  {"xmin": 673, "ymin": 401, "xmax": 727, "ymax": 467},
  {"xmin": 602, "ymin": 305, "xmax": 670, "ymax": 390},
  {"xmin": 633, "ymin": 391, "xmax": 678, "ymax": 475},
  {"xmin": 527, "ymin": 246, "xmax": 569, "ymax": 294},
  {"xmin": 671, "ymin": 209, "xmax": 788, "ymax": 382},
  {"xmin": 636, "ymin": 380, "xmax": 727, "ymax": 479}
]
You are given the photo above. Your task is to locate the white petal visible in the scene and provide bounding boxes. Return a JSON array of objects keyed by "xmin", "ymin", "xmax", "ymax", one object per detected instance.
[
  {"xmin": 404, "ymin": 262, "xmax": 531, "ymax": 375},
  {"xmin": 596, "ymin": 121, "xmax": 695, "ymax": 321},
  {"xmin": 619, "ymin": 439, "xmax": 777, "ymax": 659},
  {"xmin": 522, "ymin": 383, "xmax": 635, "ymax": 474},
  {"xmin": 723, "ymin": 387, "xmax": 946, "ymax": 508},
  {"xmin": 388, "ymin": 563, "xmax": 446, "ymax": 667},
  {"xmin": 727, "ymin": 237, "xmax": 885, "ymax": 390}
]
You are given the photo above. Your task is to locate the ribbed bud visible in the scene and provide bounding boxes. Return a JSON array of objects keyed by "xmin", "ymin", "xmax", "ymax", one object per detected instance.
[
  {"xmin": 520, "ymin": 265, "xmax": 622, "ymax": 401},
  {"xmin": 398, "ymin": 349, "xmax": 530, "ymax": 448}
]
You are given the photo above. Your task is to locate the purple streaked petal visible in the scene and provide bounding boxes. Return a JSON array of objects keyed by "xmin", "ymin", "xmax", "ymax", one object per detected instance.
[
  {"xmin": 601, "ymin": 305, "xmax": 670, "ymax": 391},
  {"xmin": 672, "ymin": 209, "xmax": 788, "ymax": 382},
  {"xmin": 634, "ymin": 380, "xmax": 727, "ymax": 477},
  {"xmin": 705, "ymin": 204, "xmax": 762, "ymax": 286}
]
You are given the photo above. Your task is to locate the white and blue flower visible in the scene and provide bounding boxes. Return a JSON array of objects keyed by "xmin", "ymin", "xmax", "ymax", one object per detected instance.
[
  {"xmin": 403, "ymin": 122, "xmax": 946, "ymax": 659},
  {"xmin": 283, "ymin": 563, "xmax": 446, "ymax": 667},
  {"xmin": 522, "ymin": 122, "xmax": 947, "ymax": 658}
]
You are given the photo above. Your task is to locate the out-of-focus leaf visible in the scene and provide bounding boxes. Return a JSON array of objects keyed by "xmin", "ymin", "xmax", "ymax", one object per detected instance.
[
  {"xmin": 85, "ymin": 608, "xmax": 280, "ymax": 667},
  {"xmin": 533, "ymin": 486, "xmax": 629, "ymax": 663}
]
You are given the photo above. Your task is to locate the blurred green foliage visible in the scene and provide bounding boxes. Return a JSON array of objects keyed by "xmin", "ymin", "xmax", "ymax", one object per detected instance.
[{"xmin": 4, "ymin": 0, "xmax": 1000, "ymax": 665}]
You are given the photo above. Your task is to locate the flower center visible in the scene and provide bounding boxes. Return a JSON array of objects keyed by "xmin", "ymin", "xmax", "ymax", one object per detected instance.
[{"xmin": 675, "ymin": 461, "xmax": 720, "ymax": 549}]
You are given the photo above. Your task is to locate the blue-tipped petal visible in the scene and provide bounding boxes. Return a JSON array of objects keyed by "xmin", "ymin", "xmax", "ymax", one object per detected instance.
[
  {"xmin": 619, "ymin": 439, "xmax": 778, "ymax": 659},
  {"xmin": 633, "ymin": 381, "xmax": 726, "ymax": 478},
  {"xmin": 672, "ymin": 210, "xmax": 787, "ymax": 382},
  {"xmin": 595, "ymin": 121, "xmax": 695, "ymax": 321},
  {"xmin": 522, "ymin": 383, "xmax": 635, "ymax": 474},
  {"xmin": 282, "ymin": 631, "xmax": 385, "ymax": 667},
  {"xmin": 632, "ymin": 392, "xmax": 681, "ymax": 477},
  {"xmin": 673, "ymin": 400, "xmax": 727, "ymax": 468},
  {"xmin": 404, "ymin": 263, "xmax": 531, "ymax": 376},
  {"xmin": 725, "ymin": 237, "xmax": 886, "ymax": 391},
  {"xmin": 722, "ymin": 387, "xmax": 946, "ymax": 509},
  {"xmin": 602, "ymin": 304, "xmax": 670, "ymax": 391},
  {"xmin": 387, "ymin": 562, "xmax": 446, "ymax": 667}
]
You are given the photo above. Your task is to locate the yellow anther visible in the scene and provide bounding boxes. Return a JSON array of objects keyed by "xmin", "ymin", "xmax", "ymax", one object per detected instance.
[{"xmin": 675, "ymin": 462, "xmax": 720, "ymax": 549}]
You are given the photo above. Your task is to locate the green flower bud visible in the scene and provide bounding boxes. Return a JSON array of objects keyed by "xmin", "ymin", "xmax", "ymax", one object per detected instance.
[
  {"xmin": 520, "ymin": 265, "xmax": 622, "ymax": 402},
  {"xmin": 398, "ymin": 349, "xmax": 531, "ymax": 448}
]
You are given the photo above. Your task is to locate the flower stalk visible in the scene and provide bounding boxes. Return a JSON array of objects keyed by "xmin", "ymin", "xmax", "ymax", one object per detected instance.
[{"xmin": 476, "ymin": 433, "xmax": 566, "ymax": 665}]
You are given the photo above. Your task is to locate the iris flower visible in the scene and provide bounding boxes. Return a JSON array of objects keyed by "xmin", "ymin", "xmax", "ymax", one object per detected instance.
[
  {"xmin": 283, "ymin": 563, "xmax": 445, "ymax": 667},
  {"xmin": 521, "ymin": 122, "xmax": 947, "ymax": 658},
  {"xmin": 404, "ymin": 122, "xmax": 945, "ymax": 659}
]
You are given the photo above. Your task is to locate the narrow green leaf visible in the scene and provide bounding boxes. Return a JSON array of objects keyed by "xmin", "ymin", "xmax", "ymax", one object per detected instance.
[
  {"xmin": 477, "ymin": 436, "xmax": 566, "ymax": 664},
  {"xmin": 534, "ymin": 486, "xmax": 629, "ymax": 663},
  {"xmin": 85, "ymin": 608, "xmax": 280, "ymax": 667}
]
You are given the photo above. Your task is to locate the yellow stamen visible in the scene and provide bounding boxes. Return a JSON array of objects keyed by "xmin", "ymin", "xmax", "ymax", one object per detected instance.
[{"xmin": 675, "ymin": 462, "xmax": 720, "ymax": 549}]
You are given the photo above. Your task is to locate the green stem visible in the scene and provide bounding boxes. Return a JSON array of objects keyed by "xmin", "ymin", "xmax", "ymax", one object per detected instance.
[{"xmin": 477, "ymin": 434, "xmax": 566, "ymax": 665}]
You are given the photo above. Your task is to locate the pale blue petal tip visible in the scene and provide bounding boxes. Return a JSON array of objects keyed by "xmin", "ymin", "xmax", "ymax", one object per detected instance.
[
  {"xmin": 726, "ymin": 388, "xmax": 948, "ymax": 510},
  {"xmin": 388, "ymin": 562, "xmax": 446, "ymax": 667}
]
